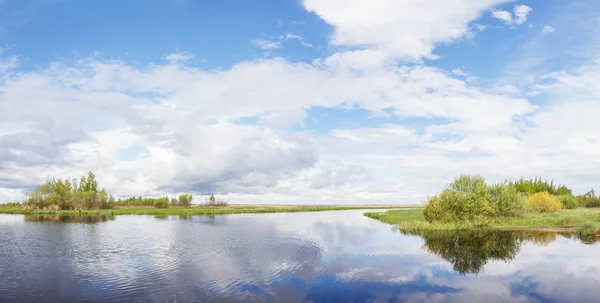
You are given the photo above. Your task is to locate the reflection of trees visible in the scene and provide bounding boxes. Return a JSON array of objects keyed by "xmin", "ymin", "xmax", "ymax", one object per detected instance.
[
  {"xmin": 24, "ymin": 214, "xmax": 116, "ymax": 224},
  {"xmin": 422, "ymin": 231, "xmax": 523, "ymax": 275},
  {"xmin": 396, "ymin": 229, "xmax": 569, "ymax": 275},
  {"xmin": 563, "ymin": 233, "xmax": 600, "ymax": 245}
]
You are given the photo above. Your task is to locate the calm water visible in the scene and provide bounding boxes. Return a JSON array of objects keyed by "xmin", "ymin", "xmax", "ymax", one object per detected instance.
[{"xmin": 1, "ymin": 210, "xmax": 600, "ymax": 303}]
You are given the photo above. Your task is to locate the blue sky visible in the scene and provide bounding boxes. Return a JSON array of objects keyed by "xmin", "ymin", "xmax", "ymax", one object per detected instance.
[{"xmin": 1, "ymin": 0, "xmax": 600, "ymax": 203}]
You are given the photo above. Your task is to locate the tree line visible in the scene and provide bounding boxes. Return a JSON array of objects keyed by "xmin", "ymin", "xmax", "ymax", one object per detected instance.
[{"xmin": 22, "ymin": 171, "xmax": 200, "ymax": 210}]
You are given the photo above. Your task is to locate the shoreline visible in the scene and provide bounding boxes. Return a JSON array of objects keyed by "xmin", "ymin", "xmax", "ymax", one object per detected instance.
[
  {"xmin": 0, "ymin": 204, "xmax": 420, "ymax": 216},
  {"xmin": 364, "ymin": 208, "xmax": 600, "ymax": 235}
]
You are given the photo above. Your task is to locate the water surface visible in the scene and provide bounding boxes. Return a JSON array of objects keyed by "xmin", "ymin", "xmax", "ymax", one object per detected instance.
[{"xmin": 1, "ymin": 210, "xmax": 599, "ymax": 302}]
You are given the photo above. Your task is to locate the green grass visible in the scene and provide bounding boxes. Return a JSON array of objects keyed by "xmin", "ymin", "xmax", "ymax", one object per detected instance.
[
  {"xmin": 0, "ymin": 205, "xmax": 416, "ymax": 216},
  {"xmin": 365, "ymin": 208, "xmax": 600, "ymax": 233},
  {"xmin": 575, "ymin": 222, "xmax": 600, "ymax": 235}
]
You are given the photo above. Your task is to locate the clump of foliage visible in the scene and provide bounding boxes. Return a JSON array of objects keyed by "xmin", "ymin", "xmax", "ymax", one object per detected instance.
[
  {"xmin": 526, "ymin": 192, "xmax": 563, "ymax": 213},
  {"xmin": 178, "ymin": 194, "xmax": 193, "ymax": 207},
  {"xmin": 26, "ymin": 171, "xmax": 114, "ymax": 211},
  {"xmin": 507, "ymin": 177, "xmax": 572, "ymax": 196},
  {"xmin": 488, "ymin": 183, "xmax": 527, "ymax": 217},
  {"xmin": 152, "ymin": 197, "xmax": 170, "ymax": 209},
  {"xmin": 205, "ymin": 194, "xmax": 228, "ymax": 207},
  {"xmin": 423, "ymin": 174, "xmax": 526, "ymax": 222},
  {"xmin": 0, "ymin": 202, "xmax": 22, "ymax": 208},
  {"xmin": 578, "ymin": 189, "xmax": 600, "ymax": 208},
  {"xmin": 557, "ymin": 195, "xmax": 578, "ymax": 209},
  {"xmin": 575, "ymin": 222, "xmax": 600, "ymax": 236}
]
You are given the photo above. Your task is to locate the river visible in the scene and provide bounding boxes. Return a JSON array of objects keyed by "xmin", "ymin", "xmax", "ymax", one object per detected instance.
[{"xmin": 1, "ymin": 210, "xmax": 599, "ymax": 302}]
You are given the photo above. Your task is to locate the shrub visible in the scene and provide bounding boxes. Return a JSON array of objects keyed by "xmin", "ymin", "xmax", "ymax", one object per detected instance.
[
  {"xmin": 488, "ymin": 183, "xmax": 526, "ymax": 217},
  {"xmin": 178, "ymin": 194, "xmax": 193, "ymax": 207},
  {"xmin": 575, "ymin": 195, "xmax": 587, "ymax": 207},
  {"xmin": 557, "ymin": 195, "xmax": 578, "ymax": 209},
  {"xmin": 585, "ymin": 197, "xmax": 600, "ymax": 208},
  {"xmin": 205, "ymin": 194, "xmax": 228, "ymax": 207},
  {"xmin": 507, "ymin": 177, "xmax": 572, "ymax": 196},
  {"xmin": 0, "ymin": 202, "xmax": 22, "ymax": 208},
  {"xmin": 153, "ymin": 198, "xmax": 169, "ymax": 209},
  {"xmin": 575, "ymin": 222, "xmax": 600, "ymax": 235},
  {"xmin": 423, "ymin": 175, "xmax": 493, "ymax": 222},
  {"xmin": 423, "ymin": 193, "xmax": 451, "ymax": 222},
  {"xmin": 526, "ymin": 192, "xmax": 563, "ymax": 213}
]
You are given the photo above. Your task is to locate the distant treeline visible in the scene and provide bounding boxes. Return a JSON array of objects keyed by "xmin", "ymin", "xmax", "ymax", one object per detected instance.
[{"xmin": 16, "ymin": 171, "xmax": 226, "ymax": 210}]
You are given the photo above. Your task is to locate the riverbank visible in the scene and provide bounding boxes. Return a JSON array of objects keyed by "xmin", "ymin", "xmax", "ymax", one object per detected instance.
[
  {"xmin": 0, "ymin": 204, "xmax": 418, "ymax": 216},
  {"xmin": 364, "ymin": 208, "xmax": 600, "ymax": 235}
]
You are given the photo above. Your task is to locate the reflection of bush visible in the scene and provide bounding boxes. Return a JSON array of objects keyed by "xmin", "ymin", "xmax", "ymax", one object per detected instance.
[
  {"xmin": 562, "ymin": 232, "xmax": 600, "ymax": 245},
  {"xmin": 398, "ymin": 229, "xmax": 600, "ymax": 275},
  {"xmin": 418, "ymin": 231, "xmax": 524, "ymax": 275},
  {"xmin": 527, "ymin": 232, "xmax": 558, "ymax": 246},
  {"xmin": 24, "ymin": 214, "xmax": 115, "ymax": 224}
]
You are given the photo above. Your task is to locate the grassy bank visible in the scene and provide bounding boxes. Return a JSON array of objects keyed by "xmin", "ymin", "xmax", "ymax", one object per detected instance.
[
  {"xmin": 364, "ymin": 208, "xmax": 600, "ymax": 234},
  {"xmin": 0, "ymin": 204, "xmax": 416, "ymax": 216}
]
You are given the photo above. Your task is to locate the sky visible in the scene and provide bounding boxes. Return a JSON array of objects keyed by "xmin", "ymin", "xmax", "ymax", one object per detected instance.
[{"xmin": 1, "ymin": 0, "xmax": 600, "ymax": 204}]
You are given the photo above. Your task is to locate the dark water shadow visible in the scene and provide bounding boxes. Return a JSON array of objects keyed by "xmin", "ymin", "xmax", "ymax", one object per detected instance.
[
  {"xmin": 24, "ymin": 214, "xmax": 116, "ymax": 224},
  {"xmin": 394, "ymin": 229, "xmax": 600, "ymax": 275}
]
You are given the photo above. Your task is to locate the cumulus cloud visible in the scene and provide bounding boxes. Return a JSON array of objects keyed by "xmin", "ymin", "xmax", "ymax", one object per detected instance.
[
  {"xmin": 1, "ymin": 1, "xmax": 599, "ymax": 204},
  {"xmin": 492, "ymin": 5, "xmax": 532, "ymax": 26},
  {"xmin": 0, "ymin": 50, "xmax": 539, "ymax": 202},
  {"xmin": 513, "ymin": 5, "xmax": 533, "ymax": 25},
  {"xmin": 302, "ymin": 0, "xmax": 512, "ymax": 60},
  {"xmin": 491, "ymin": 9, "xmax": 513, "ymax": 25}
]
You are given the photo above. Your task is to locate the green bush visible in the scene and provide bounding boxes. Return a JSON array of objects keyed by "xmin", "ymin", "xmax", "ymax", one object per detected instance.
[
  {"xmin": 423, "ymin": 192, "xmax": 451, "ymax": 222},
  {"xmin": 526, "ymin": 192, "xmax": 563, "ymax": 213},
  {"xmin": 423, "ymin": 175, "xmax": 526, "ymax": 222},
  {"xmin": 557, "ymin": 195, "xmax": 578, "ymax": 209},
  {"xmin": 488, "ymin": 183, "xmax": 526, "ymax": 217},
  {"xmin": 585, "ymin": 197, "xmax": 600, "ymax": 208},
  {"xmin": 153, "ymin": 198, "xmax": 169, "ymax": 209},
  {"xmin": 507, "ymin": 177, "xmax": 572, "ymax": 196},
  {"xmin": 178, "ymin": 194, "xmax": 193, "ymax": 207}
]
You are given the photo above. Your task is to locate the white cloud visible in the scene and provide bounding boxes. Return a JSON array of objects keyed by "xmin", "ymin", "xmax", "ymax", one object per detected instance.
[
  {"xmin": 302, "ymin": 0, "xmax": 512, "ymax": 60},
  {"xmin": 164, "ymin": 52, "xmax": 195, "ymax": 63},
  {"xmin": 492, "ymin": 5, "xmax": 532, "ymax": 26},
  {"xmin": 282, "ymin": 33, "xmax": 313, "ymax": 47},
  {"xmin": 474, "ymin": 23, "xmax": 487, "ymax": 31},
  {"xmin": 492, "ymin": 9, "xmax": 513, "ymax": 25},
  {"xmin": 514, "ymin": 5, "xmax": 532, "ymax": 25},
  {"xmin": 1, "ymin": 0, "xmax": 600, "ymax": 204},
  {"xmin": 542, "ymin": 25, "xmax": 555, "ymax": 34},
  {"xmin": 252, "ymin": 34, "xmax": 313, "ymax": 50},
  {"xmin": 451, "ymin": 68, "xmax": 468, "ymax": 77},
  {"xmin": 251, "ymin": 39, "xmax": 282, "ymax": 50},
  {"xmin": 0, "ymin": 51, "xmax": 540, "ymax": 203}
]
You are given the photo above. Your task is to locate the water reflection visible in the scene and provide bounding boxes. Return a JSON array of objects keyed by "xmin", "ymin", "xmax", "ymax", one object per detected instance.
[
  {"xmin": 1, "ymin": 211, "xmax": 600, "ymax": 303},
  {"xmin": 24, "ymin": 214, "xmax": 116, "ymax": 224},
  {"xmin": 395, "ymin": 228, "xmax": 600, "ymax": 275}
]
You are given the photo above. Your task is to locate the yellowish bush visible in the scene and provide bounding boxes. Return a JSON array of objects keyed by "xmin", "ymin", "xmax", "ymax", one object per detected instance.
[{"xmin": 526, "ymin": 192, "xmax": 563, "ymax": 213}]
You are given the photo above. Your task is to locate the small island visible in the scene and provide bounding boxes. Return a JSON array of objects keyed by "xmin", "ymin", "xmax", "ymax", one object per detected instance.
[{"xmin": 365, "ymin": 175, "xmax": 600, "ymax": 237}]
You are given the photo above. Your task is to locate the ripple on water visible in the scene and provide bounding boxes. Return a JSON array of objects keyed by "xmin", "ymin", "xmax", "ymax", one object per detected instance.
[{"xmin": 3, "ymin": 212, "xmax": 600, "ymax": 302}]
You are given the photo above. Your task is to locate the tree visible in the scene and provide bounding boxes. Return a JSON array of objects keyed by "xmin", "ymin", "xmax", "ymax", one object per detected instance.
[{"xmin": 178, "ymin": 193, "xmax": 193, "ymax": 207}]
